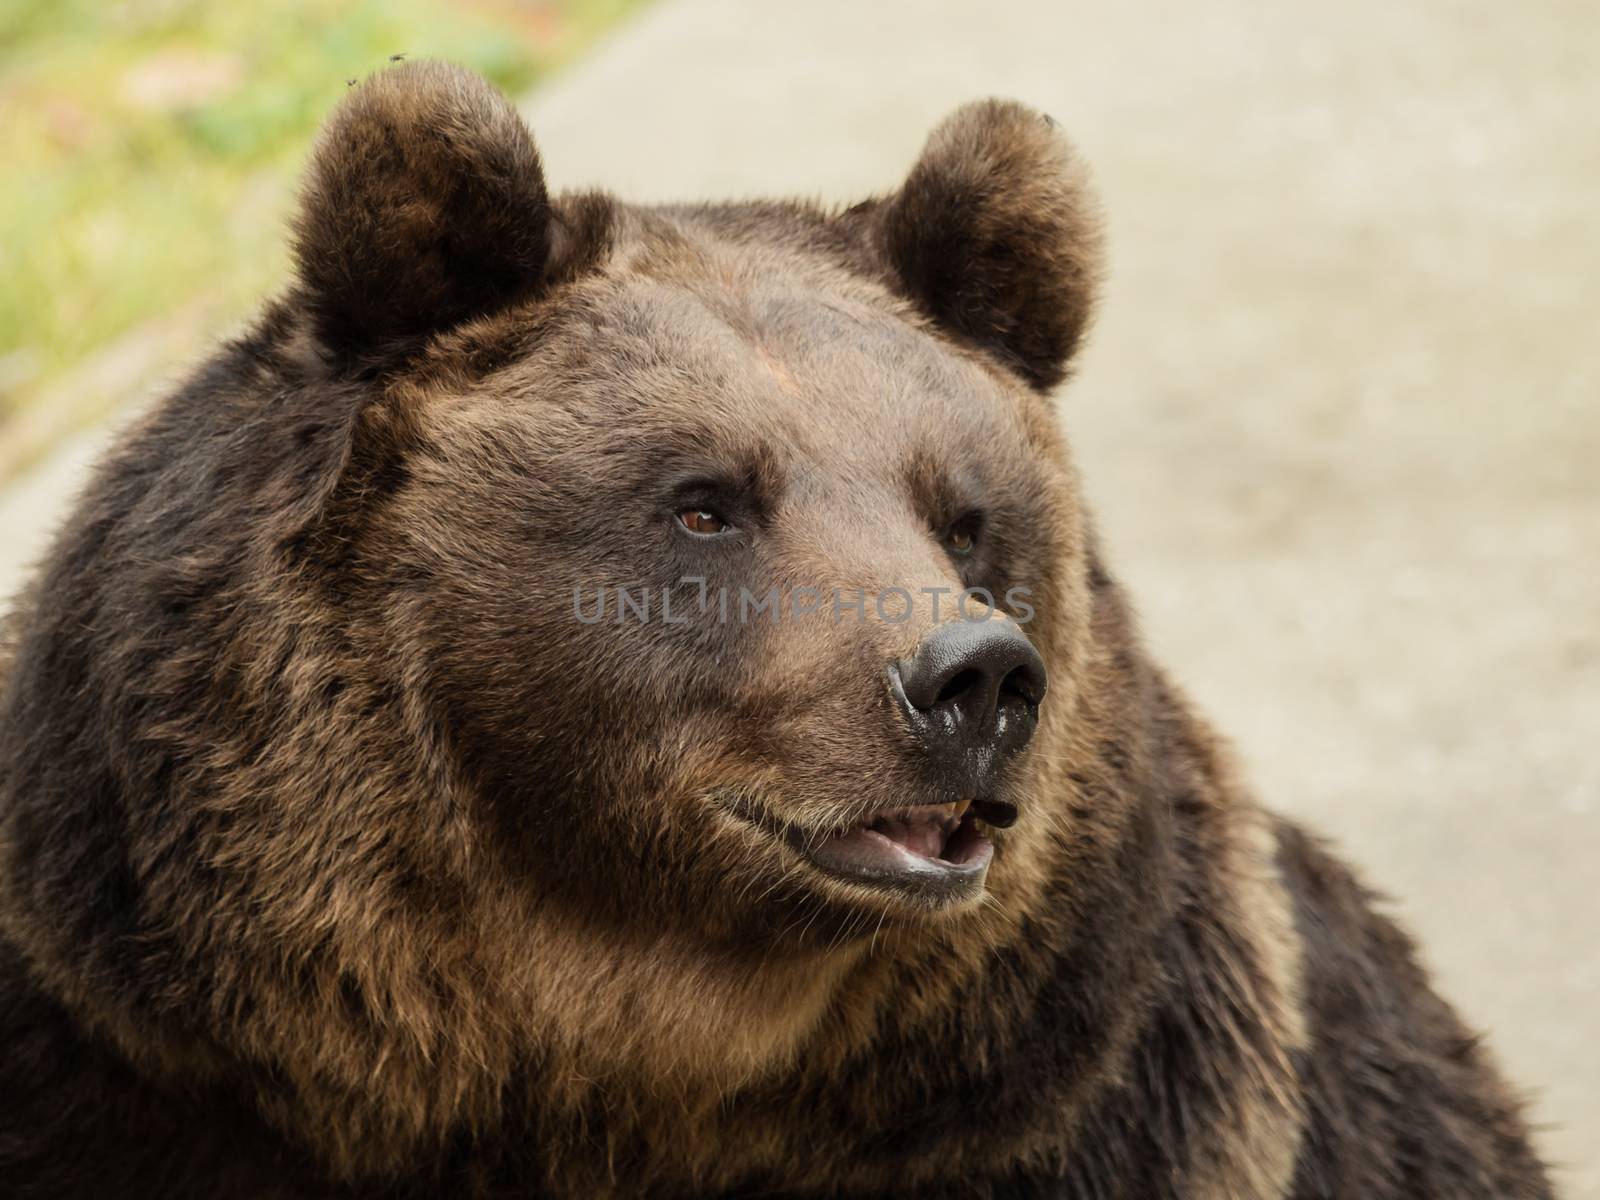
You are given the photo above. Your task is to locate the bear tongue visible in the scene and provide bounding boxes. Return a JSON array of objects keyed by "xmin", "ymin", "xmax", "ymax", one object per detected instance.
[{"xmin": 869, "ymin": 815, "xmax": 948, "ymax": 860}]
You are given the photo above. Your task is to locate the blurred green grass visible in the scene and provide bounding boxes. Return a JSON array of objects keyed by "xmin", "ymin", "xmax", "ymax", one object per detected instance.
[{"xmin": 0, "ymin": 0, "xmax": 645, "ymax": 477}]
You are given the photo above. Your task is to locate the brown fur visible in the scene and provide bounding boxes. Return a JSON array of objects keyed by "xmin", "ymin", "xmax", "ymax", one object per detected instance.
[{"xmin": 0, "ymin": 62, "xmax": 1553, "ymax": 1198}]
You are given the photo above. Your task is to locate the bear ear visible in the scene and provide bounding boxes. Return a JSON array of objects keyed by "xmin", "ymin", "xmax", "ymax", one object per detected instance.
[
  {"xmin": 292, "ymin": 60, "xmax": 552, "ymax": 365},
  {"xmin": 876, "ymin": 100, "xmax": 1103, "ymax": 392}
]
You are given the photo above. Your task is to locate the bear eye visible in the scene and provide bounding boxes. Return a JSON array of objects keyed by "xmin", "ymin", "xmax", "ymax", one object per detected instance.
[
  {"xmin": 677, "ymin": 508, "xmax": 730, "ymax": 536},
  {"xmin": 944, "ymin": 515, "xmax": 981, "ymax": 556}
]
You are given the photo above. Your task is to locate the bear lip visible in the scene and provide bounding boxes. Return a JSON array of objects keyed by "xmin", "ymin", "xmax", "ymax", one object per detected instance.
[
  {"xmin": 797, "ymin": 799, "xmax": 997, "ymax": 901},
  {"xmin": 715, "ymin": 790, "xmax": 1014, "ymax": 905},
  {"xmin": 812, "ymin": 803, "xmax": 985, "ymax": 876}
]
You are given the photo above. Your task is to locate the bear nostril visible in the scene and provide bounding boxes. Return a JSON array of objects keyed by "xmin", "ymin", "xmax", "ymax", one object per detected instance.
[
  {"xmin": 1001, "ymin": 661, "xmax": 1047, "ymax": 708},
  {"xmin": 935, "ymin": 668, "xmax": 985, "ymax": 707}
]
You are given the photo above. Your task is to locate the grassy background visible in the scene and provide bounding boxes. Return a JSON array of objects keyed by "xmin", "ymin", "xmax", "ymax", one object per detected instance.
[{"xmin": 0, "ymin": 0, "xmax": 644, "ymax": 478}]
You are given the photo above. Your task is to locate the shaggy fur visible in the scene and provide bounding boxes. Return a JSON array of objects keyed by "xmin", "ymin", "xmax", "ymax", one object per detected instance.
[{"xmin": 0, "ymin": 62, "xmax": 1553, "ymax": 1199}]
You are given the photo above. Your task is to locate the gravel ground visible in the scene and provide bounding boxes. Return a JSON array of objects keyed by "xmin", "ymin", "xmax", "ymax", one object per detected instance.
[{"xmin": 3, "ymin": 0, "xmax": 1595, "ymax": 1190}]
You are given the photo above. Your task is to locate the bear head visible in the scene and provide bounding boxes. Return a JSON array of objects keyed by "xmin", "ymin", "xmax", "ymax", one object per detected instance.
[{"xmin": 0, "ymin": 61, "xmax": 1112, "ymax": 1180}]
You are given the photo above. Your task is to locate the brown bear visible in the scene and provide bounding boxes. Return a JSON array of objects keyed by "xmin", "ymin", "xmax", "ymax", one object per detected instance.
[{"xmin": 0, "ymin": 61, "xmax": 1554, "ymax": 1199}]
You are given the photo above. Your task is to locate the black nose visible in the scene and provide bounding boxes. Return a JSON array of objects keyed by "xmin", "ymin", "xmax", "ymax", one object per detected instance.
[{"xmin": 890, "ymin": 619, "xmax": 1047, "ymax": 787}]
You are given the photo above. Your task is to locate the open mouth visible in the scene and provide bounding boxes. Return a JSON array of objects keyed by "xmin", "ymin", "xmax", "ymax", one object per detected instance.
[{"xmin": 797, "ymin": 798, "xmax": 1016, "ymax": 903}]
